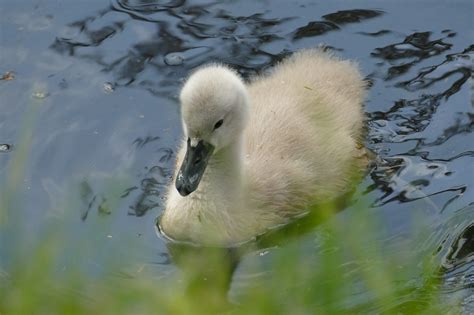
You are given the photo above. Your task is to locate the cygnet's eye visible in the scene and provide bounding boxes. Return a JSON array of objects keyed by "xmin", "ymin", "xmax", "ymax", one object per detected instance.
[{"xmin": 213, "ymin": 119, "xmax": 224, "ymax": 130}]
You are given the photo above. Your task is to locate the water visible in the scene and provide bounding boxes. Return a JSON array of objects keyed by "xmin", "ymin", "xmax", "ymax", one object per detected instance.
[{"xmin": 1, "ymin": 0, "xmax": 473, "ymax": 312}]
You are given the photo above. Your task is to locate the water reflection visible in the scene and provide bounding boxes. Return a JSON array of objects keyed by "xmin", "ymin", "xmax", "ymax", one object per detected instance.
[
  {"xmin": 78, "ymin": 180, "xmax": 112, "ymax": 221},
  {"xmin": 49, "ymin": 5, "xmax": 388, "ymax": 97},
  {"xmin": 323, "ymin": 9, "xmax": 383, "ymax": 25},
  {"xmin": 443, "ymin": 221, "xmax": 474, "ymax": 269},
  {"xmin": 396, "ymin": 45, "xmax": 473, "ymax": 98},
  {"xmin": 293, "ymin": 9, "xmax": 383, "ymax": 39},
  {"xmin": 126, "ymin": 148, "xmax": 174, "ymax": 217},
  {"xmin": 117, "ymin": 0, "xmax": 186, "ymax": 12},
  {"xmin": 371, "ymin": 31, "xmax": 453, "ymax": 80}
]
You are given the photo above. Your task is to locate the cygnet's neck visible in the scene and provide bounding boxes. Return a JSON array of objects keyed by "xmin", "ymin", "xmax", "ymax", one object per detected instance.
[{"xmin": 204, "ymin": 136, "xmax": 245, "ymax": 199}]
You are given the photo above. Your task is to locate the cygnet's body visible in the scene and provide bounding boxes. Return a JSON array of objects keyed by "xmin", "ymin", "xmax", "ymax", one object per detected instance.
[{"xmin": 160, "ymin": 49, "xmax": 368, "ymax": 246}]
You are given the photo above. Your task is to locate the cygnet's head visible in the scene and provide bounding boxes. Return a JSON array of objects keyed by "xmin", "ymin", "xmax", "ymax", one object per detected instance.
[{"xmin": 175, "ymin": 65, "xmax": 249, "ymax": 196}]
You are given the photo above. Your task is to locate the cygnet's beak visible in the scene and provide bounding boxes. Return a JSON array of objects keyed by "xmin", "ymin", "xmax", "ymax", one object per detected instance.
[{"xmin": 175, "ymin": 138, "xmax": 214, "ymax": 196}]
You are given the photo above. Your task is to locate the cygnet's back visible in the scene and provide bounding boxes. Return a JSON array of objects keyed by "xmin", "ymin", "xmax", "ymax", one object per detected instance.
[{"xmin": 244, "ymin": 49, "xmax": 367, "ymax": 223}]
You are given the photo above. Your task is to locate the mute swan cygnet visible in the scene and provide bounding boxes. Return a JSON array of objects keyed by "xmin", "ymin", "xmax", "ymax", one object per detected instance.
[{"xmin": 160, "ymin": 49, "xmax": 368, "ymax": 246}]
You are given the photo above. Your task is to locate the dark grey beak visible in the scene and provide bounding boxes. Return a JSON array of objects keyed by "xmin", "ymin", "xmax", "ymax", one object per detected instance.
[{"xmin": 175, "ymin": 138, "xmax": 214, "ymax": 196}]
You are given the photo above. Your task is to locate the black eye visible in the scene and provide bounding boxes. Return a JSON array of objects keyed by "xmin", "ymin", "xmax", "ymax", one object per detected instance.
[{"xmin": 214, "ymin": 119, "xmax": 224, "ymax": 130}]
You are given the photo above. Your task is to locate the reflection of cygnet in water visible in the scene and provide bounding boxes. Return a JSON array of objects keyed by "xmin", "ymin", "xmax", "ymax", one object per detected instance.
[{"xmin": 160, "ymin": 48, "xmax": 369, "ymax": 246}]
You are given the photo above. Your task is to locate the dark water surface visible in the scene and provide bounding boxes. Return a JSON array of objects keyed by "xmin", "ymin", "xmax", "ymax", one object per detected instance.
[{"xmin": 1, "ymin": 0, "xmax": 473, "ymax": 312}]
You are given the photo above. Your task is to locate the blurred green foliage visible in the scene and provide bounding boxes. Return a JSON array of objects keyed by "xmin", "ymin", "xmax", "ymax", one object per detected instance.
[{"xmin": 0, "ymin": 200, "xmax": 451, "ymax": 315}]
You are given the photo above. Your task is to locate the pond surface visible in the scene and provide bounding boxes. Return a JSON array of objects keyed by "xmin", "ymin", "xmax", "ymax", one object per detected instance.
[{"xmin": 1, "ymin": 0, "xmax": 473, "ymax": 312}]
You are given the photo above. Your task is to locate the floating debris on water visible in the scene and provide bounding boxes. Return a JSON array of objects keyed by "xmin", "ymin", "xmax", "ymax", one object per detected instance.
[
  {"xmin": 103, "ymin": 82, "xmax": 115, "ymax": 93},
  {"xmin": 164, "ymin": 52, "xmax": 184, "ymax": 66},
  {"xmin": 32, "ymin": 91, "xmax": 49, "ymax": 99},
  {"xmin": 1, "ymin": 71, "xmax": 15, "ymax": 81},
  {"xmin": 0, "ymin": 144, "xmax": 12, "ymax": 152}
]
